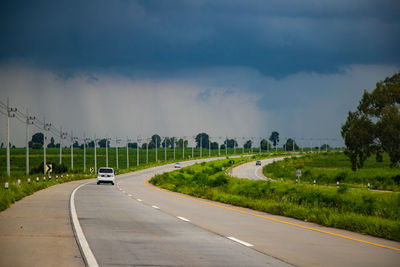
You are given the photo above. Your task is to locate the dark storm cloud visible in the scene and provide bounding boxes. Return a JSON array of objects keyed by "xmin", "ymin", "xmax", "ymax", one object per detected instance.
[{"xmin": 0, "ymin": 0, "xmax": 399, "ymax": 77}]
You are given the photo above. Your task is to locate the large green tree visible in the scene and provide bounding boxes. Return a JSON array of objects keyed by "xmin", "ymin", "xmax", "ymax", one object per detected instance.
[
  {"xmin": 195, "ymin": 133, "xmax": 209, "ymax": 148},
  {"xmin": 269, "ymin": 131, "xmax": 279, "ymax": 148},
  {"xmin": 283, "ymin": 138, "xmax": 299, "ymax": 151},
  {"xmin": 151, "ymin": 134, "xmax": 162, "ymax": 148},
  {"xmin": 29, "ymin": 132, "xmax": 44, "ymax": 149},
  {"xmin": 342, "ymin": 71, "xmax": 400, "ymax": 169}
]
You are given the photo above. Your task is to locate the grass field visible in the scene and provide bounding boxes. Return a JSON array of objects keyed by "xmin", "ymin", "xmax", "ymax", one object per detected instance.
[
  {"xmin": 150, "ymin": 156, "xmax": 400, "ymax": 241},
  {"xmin": 0, "ymin": 146, "xmax": 256, "ymax": 177},
  {"xmin": 263, "ymin": 152, "xmax": 400, "ymax": 191}
]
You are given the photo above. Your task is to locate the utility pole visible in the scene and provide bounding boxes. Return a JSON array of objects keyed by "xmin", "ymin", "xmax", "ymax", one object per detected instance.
[
  {"xmin": 115, "ymin": 137, "xmax": 121, "ymax": 169},
  {"xmin": 225, "ymin": 136, "xmax": 228, "ymax": 155},
  {"xmin": 251, "ymin": 137, "xmax": 254, "ymax": 154},
  {"xmin": 83, "ymin": 134, "xmax": 90, "ymax": 172},
  {"xmin": 6, "ymin": 98, "xmax": 17, "ymax": 176},
  {"xmin": 234, "ymin": 137, "xmax": 236, "ymax": 154},
  {"xmin": 70, "ymin": 131, "xmax": 77, "ymax": 170},
  {"xmin": 318, "ymin": 139, "xmax": 321, "ymax": 153},
  {"xmin": 208, "ymin": 137, "xmax": 211, "ymax": 157},
  {"xmin": 105, "ymin": 137, "xmax": 111, "ymax": 167},
  {"xmin": 25, "ymin": 110, "xmax": 35, "ymax": 175},
  {"xmin": 259, "ymin": 137, "xmax": 261, "ymax": 154},
  {"xmin": 126, "ymin": 137, "xmax": 131, "ymax": 169},
  {"xmin": 146, "ymin": 138, "xmax": 149, "ymax": 164},
  {"xmin": 182, "ymin": 136, "xmax": 185, "ymax": 160},
  {"xmin": 310, "ymin": 138, "xmax": 313, "ymax": 153},
  {"xmin": 59, "ymin": 127, "xmax": 67, "ymax": 165},
  {"xmin": 192, "ymin": 136, "xmax": 195, "ymax": 158},
  {"xmin": 173, "ymin": 137, "xmax": 176, "ymax": 161},
  {"xmin": 43, "ymin": 117, "xmax": 51, "ymax": 174},
  {"xmin": 292, "ymin": 137, "xmax": 295, "ymax": 151},
  {"xmin": 164, "ymin": 137, "xmax": 167, "ymax": 161},
  {"xmin": 200, "ymin": 135, "xmax": 202, "ymax": 158},
  {"xmin": 155, "ymin": 136, "xmax": 158, "ymax": 163},
  {"xmin": 137, "ymin": 136, "xmax": 141, "ymax": 166},
  {"xmin": 94, "ymin": 135, "xmax": 97, "ymax": 172}
]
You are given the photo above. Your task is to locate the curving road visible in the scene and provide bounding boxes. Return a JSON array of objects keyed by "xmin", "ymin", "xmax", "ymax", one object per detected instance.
[
  {"xmin": 73, "ymin": 158, "xmax": 400, "ymax": 266},
  {"xmin": 231, "ymin": 157, "xmax": 287, "ymax": 180}
]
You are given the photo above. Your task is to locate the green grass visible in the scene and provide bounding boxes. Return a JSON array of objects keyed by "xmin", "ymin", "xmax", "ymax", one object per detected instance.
[
  {"xmin": 263, "ymin": 152, "xmax": 400, "ymax": 191},
  {"xmin": 150, "ymin": 157, "xmax": 400, "ymax": 241},
  {"xmin": 0, "ymin": 147, "xmax": 261, "ymax": 177}
]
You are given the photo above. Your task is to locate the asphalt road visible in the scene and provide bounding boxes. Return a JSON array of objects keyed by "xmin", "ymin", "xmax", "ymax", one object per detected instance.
[
  {"xmin": 74, "ymin": 158, "xmax": 400, "ymax": 267},
  {"xmin": 231, "ymin": 157, "xmax": 287, "ymax": 180}
]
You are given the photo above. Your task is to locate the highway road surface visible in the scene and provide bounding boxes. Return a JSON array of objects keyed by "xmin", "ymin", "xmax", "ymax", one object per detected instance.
[
  {"xmin": 231, "ymin": 157, "xmax": 286, "ymax": 180},
  {"xmin": 73, "ymin": 157, "xmax": 400, "ymax": 266}
]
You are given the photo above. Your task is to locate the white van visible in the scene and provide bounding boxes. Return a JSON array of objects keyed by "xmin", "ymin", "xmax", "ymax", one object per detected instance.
[{"xmin": 97, "ymin": 167, "xmax": 115, "ymax": 185}]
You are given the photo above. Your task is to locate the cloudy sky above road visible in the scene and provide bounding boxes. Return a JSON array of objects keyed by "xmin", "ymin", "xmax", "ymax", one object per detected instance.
[{"xmin": 0, "ymin": 0, "xmax": 399, "ymax": 147}]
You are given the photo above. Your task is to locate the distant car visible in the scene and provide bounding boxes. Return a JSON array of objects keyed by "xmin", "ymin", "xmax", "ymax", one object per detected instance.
[
  {"xmin": 174, "ymin": 162, "xmax": 181, "ymax": 168},
  {"xmin": 256, "ymin": 160, "xmax": 262, "ymax": 166},
  {"xmin": 97, "ymin": 167, "xmax": 115, "ymax": 185}
]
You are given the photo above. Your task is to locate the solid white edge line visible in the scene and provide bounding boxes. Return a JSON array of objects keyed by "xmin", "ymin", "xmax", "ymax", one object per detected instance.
[
  {"xmin": 70, "ymin": 182, "xmax": 99, "ymax": 267},
  {"xmin": 128, "ymin": 194, "xmax": 132, "ymax": 197},
  {"xmin": 177, "ymin": 216, "xmax": 190, "ymax": 222},
  {"xmin": 152, "ymin": 205, "xmax": 160, "ymax": 209},
  {"xmin": 137, "ymin": 199, "xmax": 142, "ymax": 202},
  {"xmin": 227, "ymin": 237, "xmax": 254, "ymax": 247}
]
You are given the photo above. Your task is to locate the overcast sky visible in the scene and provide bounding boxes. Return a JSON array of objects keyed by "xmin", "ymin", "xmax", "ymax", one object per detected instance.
[{"xmin": 0, "ymin": 0, "xmax": 399, "ymax": 147}]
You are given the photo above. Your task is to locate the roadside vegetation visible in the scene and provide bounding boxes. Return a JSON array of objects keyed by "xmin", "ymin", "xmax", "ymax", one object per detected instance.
[
  {"xmin": 263, "ymin": 152, "xmax": 400, "ymax": 191},
  {"xmin": 150, "ymin": 157, "xmax": 400, "ymax": 241}
]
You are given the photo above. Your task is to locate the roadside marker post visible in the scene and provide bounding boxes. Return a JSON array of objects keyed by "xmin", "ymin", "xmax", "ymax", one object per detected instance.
[
  {"xmin": 5, "ymin": 182, "xmax": 8, "ymax": 189},
  {"xmin": 296, "ymin": 169, "xmax": 301, "ymax": 183}
]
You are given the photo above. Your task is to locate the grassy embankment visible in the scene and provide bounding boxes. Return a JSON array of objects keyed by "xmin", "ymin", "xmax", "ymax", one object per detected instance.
[
  {"xmin": 150, "ymin": 156, "xmax": 400, "ymax": 241},
  {"xmin": 263, "ymin": 152, "xmax": 400, "ymax": 191},
  {"xmin": 0, "ymin": 147, "xmax": 254, "ymax": 212}
]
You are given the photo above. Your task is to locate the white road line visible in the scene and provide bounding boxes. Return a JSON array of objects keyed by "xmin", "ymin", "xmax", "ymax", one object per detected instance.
[
  {"xmin": 152, "ymin": 205, "xmax": 160, "ymax": 209},
  {"xmin": 70, "ymin": 182, "xmax": 99, "ymax": 267},
  {"xmin": 128, "ymin": 194, "xmax": 132, "ymax": 197},
  {"xmin": 177, "ymin": 216, "xmax": 190, "ymax": 222},
  {"xmin": 227, "ymin": 237, "xmax": 254, "ymax": 247},
  {"xmin": 137, "ymin": 199, "xmax": 142, "ymax": 202}
]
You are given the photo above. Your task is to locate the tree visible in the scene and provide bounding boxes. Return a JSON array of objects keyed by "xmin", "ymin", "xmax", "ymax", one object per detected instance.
[
  {"xmin": 73, "ymin": 141, "xmax": 80, "ymax": 148},
  {"xmin": 128, "ymin": 142, "xmax": 138, "ymax": 148},
  {"xmin": 30, "ymin": 132, "xmax": 44, "ymax": 149},
  {"xmin": 47, "ymin": 137, "xmax": 56, "ymax": 148},
  {"xmin": 98, "ymin": 139, "xmax": 110, "ymax": 148},
  {"xmin": 151, "ymin": 134, "xmax": 161, "ymax": 148},
  {"xmin": 195, "ymin": 133, "xmax": 209, "ymax": 148},
  {"xmin": 88, "ymin": 140, "xmax": 95, "ymax": 148},
  {"xmin": 269, "ymin": 131, "xmax": 279, "ymax": 148},
  {"xmin": 224, "ymin": 139, "xmax": 237, "ymax": 148},
  {"xmin": 283, "ymin": 138, "xmax": 299, "ymax": 151},
  {"xmin": 260, "ymin": 139, "xmax": 271, "ymax": 150},
  {"xmin": 176, "ymin": 138, "xmax": 188, "ymax": 148},
  {"xmin": 1, "ymin": 142, "xmax": 3, "ymax": 148},
  {"xmin": 342, "ymin": 71, "xmax": 400, "ymax": 169},
  {"xmin": 244, "ymin": 140, "xmax": 252, "ymax": 149},
  {"xmin": 211, "ymin": 142, "xmax": 219, "ymax": 150}
]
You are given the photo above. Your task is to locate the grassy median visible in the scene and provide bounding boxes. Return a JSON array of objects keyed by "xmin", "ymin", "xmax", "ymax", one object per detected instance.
[{"xmin": 150, "ymin": 157, "xmax": 400, "ymax": 241}]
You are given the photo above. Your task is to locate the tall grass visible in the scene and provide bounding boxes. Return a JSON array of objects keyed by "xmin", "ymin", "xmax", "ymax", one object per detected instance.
[
  {"xmin": 150, "ymin": 158, "xmax": 400, "ymax": 241},
  {"xmin": 263, "ymin": 152, "xmax": 400, "ymax": 191}
]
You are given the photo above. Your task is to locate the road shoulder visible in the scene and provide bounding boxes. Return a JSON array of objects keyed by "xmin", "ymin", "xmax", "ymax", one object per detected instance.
[{"xmin": 0, "ymin": 179, "xmax": 89, "ymax": 267}]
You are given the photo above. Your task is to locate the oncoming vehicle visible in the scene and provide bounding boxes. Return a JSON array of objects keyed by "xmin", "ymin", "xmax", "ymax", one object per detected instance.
[
  {"xmin": 174, "ymin": 162, "xmax": 181, "ymax": 168},
  {"xmin": 97, "ymin": 167, "xmax": 115, "ymax": 185},
  {"xmin": 256, "ymin": 160, "xmax": 261, "ymax": 166}
]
